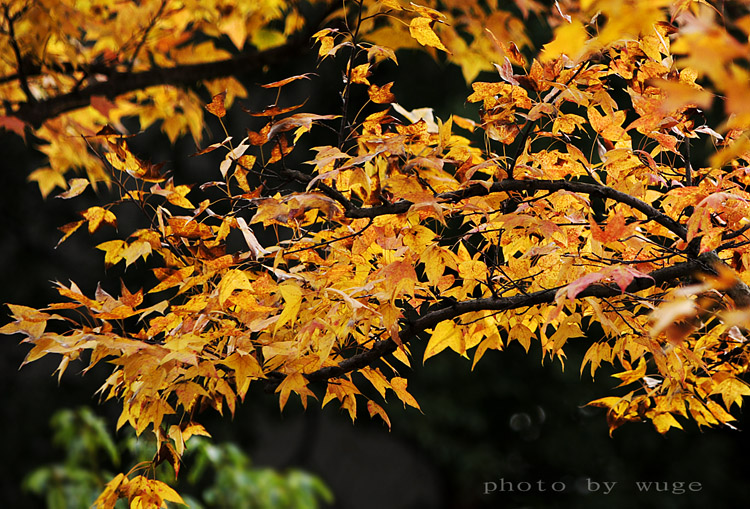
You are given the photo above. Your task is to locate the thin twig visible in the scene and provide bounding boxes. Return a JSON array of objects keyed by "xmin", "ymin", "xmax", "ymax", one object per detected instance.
[
  {"xmin": 337, "ymin": 0, "xmax": 365, "ymax": 148},
  {"xmin": 282, "ymin": 217, "xmax": 373, "ymax": 256},
  {"xmin": 126, "ymin": 0, "xmax": 168, "ymax": 73},
  {"xmin": 507, "ymin": 62, "xmax": 587, "ymax": 177},
  {"xmin": 682, "ymin": 135, "xmax": 692, "ymax": 186},
  {"xmin": 83, "ymin": 135, "xmax": 191, "ymax": 266}
]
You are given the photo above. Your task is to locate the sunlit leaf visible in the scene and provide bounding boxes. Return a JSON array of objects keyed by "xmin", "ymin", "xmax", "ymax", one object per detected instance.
[
  {"xmin": 206, "ymin": 91, "xmax": 227, "ymax": 118},
  {"xmin": 408, "ymin": 17, "xmax": 450, "ymax": 53}
]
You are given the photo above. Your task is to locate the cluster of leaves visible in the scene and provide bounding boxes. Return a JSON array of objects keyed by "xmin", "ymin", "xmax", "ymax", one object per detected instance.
[
  {"xmin": 5, "ymin": 0, "xmax": 750, "ymax": 505},
  {"xmin": 23, "ymin": 407, "xmax": 332, "ymax": 509}
]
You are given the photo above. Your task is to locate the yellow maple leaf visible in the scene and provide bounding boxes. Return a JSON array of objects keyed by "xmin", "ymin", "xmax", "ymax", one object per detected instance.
[
  {"xmin": 423, "ymin": 320, "xmax": 463, "ymax": 361},
  {"xmin": 390, "ymin": 376, "xmax": 421, "ymax": 411},
  {"xmin": 92, "ymin": 473, "xmax": 128, "ymax": 509},
  {"xmin": 650, "ymin": 412, "xmax": 683, "ymax": 434},
  {"xmin": 368, "ymin": 82, "xmax": 396, "ymax": 104},
  {"xmin": 217, "ymin": 269, "xmax": 254, "ymax": 306},
  {"xmin": 83, "ymin": 206, "xmax": 117, "ymax": 233},
  {"xmin": 276, "ymin": 372, "xmax": 316, "ymax": 411},
  {"xmin": 273, "ymin": 282, "xmax": 303, "ymax": 335},
  {"xmin": 28, "ymin": 167, "xmax": 67, "ymax": 199},
  {"xmin": 360, "ymin": 367, "xmax": 391, "ymax": 399},
  {"xmin": 540, "ymin": 19, "xmax": 589, "ymax": 62},
  {"xmin": 409, "ymin": 17, "xmax": 450, "ymax": 53},
  {"xmin": 712, "ymin": 377, "xmax": 750, "ymax": 410},
  {"xmin": 351, "ymin": 63, "xmax": 371, "ymax": 85},
  {"xmin": 56, "ymin": 178, "xmax": 90, "ymax": 199},
  {"xmin": 367, "ymin": 400, "xmax": 392, "ymax": 429},
  {"xmin": 97, "ymin": 240, "xmax": 127, "ymax": 267}
]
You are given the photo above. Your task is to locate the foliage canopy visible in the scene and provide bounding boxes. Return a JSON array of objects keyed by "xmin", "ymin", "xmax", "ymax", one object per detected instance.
[{"xmin": 4, "ymin": 0, "xmax": 750, "ymax": 505}]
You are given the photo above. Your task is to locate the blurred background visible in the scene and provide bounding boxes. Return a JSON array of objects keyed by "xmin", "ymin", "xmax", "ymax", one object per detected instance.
[{"xmin": 2, "ymin": 30, "xmax": 750, "ymax": 509}]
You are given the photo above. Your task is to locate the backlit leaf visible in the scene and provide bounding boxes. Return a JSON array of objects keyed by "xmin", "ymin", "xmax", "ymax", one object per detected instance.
[
  {"xmin": 409, "ymin": 17, "xmax": 449, "ymax": 53},
  {"xmin": 424, "ymin": 320, "xmax": 462, "ymax": 361},
  {"xmin": 56, "ymin": 178, "xmax": 89, "ymax": 199},
  {"xmin": 205, "ymin": 91, "xmax": 227, "ymax": 118},
  {"xmin": 83, "ymin": 207, "xmax": 117, "ymax": 233},
  {"xmin": 368, "ymin": 82, "xmax": 396, "ymax": 104},
  {"xmin": 390, "ymin": 377, "xmax": 421, "ymax": 411}
]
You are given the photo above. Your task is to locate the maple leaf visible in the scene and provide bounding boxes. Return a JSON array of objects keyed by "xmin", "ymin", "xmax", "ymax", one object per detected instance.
[
  {"xmin": 217, "ymin": 269, "xmax": 254, "ymax": 306},
  {"xmin": 712, "ymin": 377, "xmax": 750, "ymax": 410},
  {"xmin": 541, "ymin": 20, "xmax": 588, "ymax": 61},
  {"xmin": 266, "ymin": 113, "xmax": 339, "ymax": 140},
  {"xmin": 424, "ymin": 320, "xmax": 463, "ymax": 361},
  {"xmin": 92, "ymin": 473, "xmax": 128, "ymax": 509},
  {"xmin": 368, "ymin": 82, "xmax": 396, "ymax": 104},
  {"xmin": 273, "ymin": 282, "xmax": 304, "ymax": 336},
  {"xmin": 390, "ymin": 376, "xmax": 421, "ymax": 411},
  {"xmin": 28, "ymin": 168, "xmax": 67, "ymax": 199},
  {"xmin": 83, "ymin": 206, "xmax": 117, "ymax": 233},
  {"xmin": 409, "ymin": 17, "xmax": 450, "ymax": 53},
  {"xmin": 0, "ymin": 115, "xmax": 27, "ymax": 139},
  {"xmin": 261, "ymin": 73, "xmax": 316, "ymax": 89},
  {"xmin": 367, "ymin": 400, "xmax": 392, "ymax": 429},
  {"xmin": 276, "ymin": 372, "xmax": 317, "ymax": 411},
  {"xmin": 56, "ymin": 220, "xmax": 85, "ymax": 248},
  {"xmin": 56, "ymin": 178, "xmax": 90, "ymax": 199},
  {"xmin": 205, "ymin": 91, "xmax": 227, "ymax": 118}
]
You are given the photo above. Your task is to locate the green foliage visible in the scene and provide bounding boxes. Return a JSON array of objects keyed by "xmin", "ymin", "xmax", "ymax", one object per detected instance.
[
  {"xmin": 187, "ymin": 439, "xmax": 333, "ymax": 509},
  {"xmin": 23, "ymin": 408, "xmax": 120, "ymax": 509},
  {"xmin": 22, "ymin": 408, "xmax": 333, "ymax": 509}
]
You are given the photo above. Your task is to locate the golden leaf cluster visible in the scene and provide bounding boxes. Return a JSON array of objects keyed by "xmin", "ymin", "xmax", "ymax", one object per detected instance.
[{"xmin": 4, "ymin": 0, "xmax": 750, "ymax": 506}]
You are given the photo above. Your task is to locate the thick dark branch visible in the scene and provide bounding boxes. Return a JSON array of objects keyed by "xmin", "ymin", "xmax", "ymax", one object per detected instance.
[
  {"xmin": 346, "ymin": 179, "xmax": 688, "ymax": 240},
  {"xmin": 305, "ymin": 337, "xmax": 397, "ymax": 383},
  {"xmin": 10, "ymin": 35, "xmax": 312, "ymax": 128},
  {"xmin": 720, "ymin": 223, "xmax": 750, "ymax": 242},
  {"xmin": 270, "ymin": 258, "xmax": 707, "ymax": 389},
  {"xmin": 0, "ymin": 61, "xmax": 112, "ymax": 86},
  {"xmin": 278, "ymin": 166, "xmax": 355, "ymax": 211},
  {"xmin": 406, "ymin": 259, "xmax": 701, "ymax": 332},
  {"xmin": 699, "ymin": 252, "xmax": 750, "ymax": 307}
]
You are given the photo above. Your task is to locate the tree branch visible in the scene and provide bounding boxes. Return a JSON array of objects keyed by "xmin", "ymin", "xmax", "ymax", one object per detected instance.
[
  {"xmin": 265, "ymin": 258, "xmax": 709, "ymax": 390},
  {"xmin": 11, "ymin": 38, "xmax": 312, "ymax": 128},
  {"xmin": 3, "ymin": 4, "xmax": 33, "ymax": 102},
  {"xmin": 346, "ymin": 178, "xmax": 689, "ymax": 240},
  {"xmin": 278, "ymin": 165, "xmax": 355, "ymax": 212},
  {"xmin": 405, "ymin": 258, "xmax": 702, "ymax": 333}
]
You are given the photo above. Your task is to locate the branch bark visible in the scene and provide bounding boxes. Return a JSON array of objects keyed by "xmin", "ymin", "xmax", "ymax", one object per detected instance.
[
  {"xmin": 266, "ymin": 258, "xmax": 711, "ymax": 389},
  {"xmin": 346, "ymin": 178, "xmax": 689, "ymax": 240},
  {"xmin": 11, "ymin": 38, "xmax": 313, "ymax": 128}
]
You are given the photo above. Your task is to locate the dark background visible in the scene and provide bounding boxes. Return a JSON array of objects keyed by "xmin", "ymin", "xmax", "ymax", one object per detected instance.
[{"xmin": 2, "ymin": 41, "xmax": 750, "ymax": 509}]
